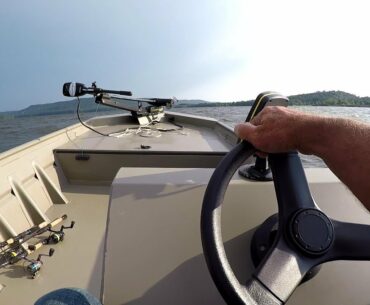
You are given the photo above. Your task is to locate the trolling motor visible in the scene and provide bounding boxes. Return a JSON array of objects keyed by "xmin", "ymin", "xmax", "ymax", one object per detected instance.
[
  {"xmin": 46, "ymin": 221, "xmax": 75, "ymax": 244},
  {"xmin": 238, "ymin": 92, "xmax": 289, "ymax": 181},
  {"xmin": 63, "ymin": 82, "xmax": 177, "ymax": 125},
  {"xmin": 24, "ymin": 248, "xmax": 55, "ymax": 279}
]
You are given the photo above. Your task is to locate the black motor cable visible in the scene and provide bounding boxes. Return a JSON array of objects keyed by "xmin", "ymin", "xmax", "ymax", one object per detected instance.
[{"xmin": 76, "ymin": 97, "xmax": 110, "ymax": 137}]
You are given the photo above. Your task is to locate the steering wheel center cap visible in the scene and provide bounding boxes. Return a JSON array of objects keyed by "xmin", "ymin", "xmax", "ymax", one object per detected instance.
[{"xmin": 290, "ymin": 209, "xmax": 334, "ymax": 255}]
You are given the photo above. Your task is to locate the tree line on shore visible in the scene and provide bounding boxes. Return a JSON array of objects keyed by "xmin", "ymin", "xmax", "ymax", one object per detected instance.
[{"xmin": 179, "ymin": 91, "xmax": 370, "ymax": 108}]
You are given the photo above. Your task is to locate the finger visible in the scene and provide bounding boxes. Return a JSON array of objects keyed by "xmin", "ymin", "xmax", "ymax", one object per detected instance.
[
  {"xmin": 234, "ymin": 123, "xmax": 257, "ymax": 141},
  {"xmin": 250, "ymin": 112, "xmax": 263, "ymax": 126}
]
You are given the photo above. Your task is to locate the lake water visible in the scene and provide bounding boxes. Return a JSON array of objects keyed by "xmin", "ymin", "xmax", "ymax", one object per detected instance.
[{"xmin": 1, "ymin": 105, "xmax": 370, "ymax": 167}]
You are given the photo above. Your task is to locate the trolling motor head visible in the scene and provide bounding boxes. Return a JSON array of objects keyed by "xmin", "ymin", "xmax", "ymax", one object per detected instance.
[
  {"xmin": 63, "ymin": 82, "xmax": 133, "ymax": 97},
  {"xmin": 63, "ymin": 82, "xmax": 87, "ymax": 97}
]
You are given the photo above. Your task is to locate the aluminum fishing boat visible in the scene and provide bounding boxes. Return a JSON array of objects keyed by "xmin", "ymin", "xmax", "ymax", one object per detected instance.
[{"xmin": 0, "ymin": 85, "xmax": 369, "ymax": 305}]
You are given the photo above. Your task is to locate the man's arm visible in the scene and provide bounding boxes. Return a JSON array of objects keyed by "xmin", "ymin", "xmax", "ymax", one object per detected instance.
[{"xmin": 234, "ymin": 106, "xmax": 370, "ymax": 208}]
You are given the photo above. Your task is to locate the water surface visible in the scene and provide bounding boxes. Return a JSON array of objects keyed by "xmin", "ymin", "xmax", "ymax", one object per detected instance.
[{"xmin": 1, "ymin": 105, "xmax": 370, "ymax": 167}]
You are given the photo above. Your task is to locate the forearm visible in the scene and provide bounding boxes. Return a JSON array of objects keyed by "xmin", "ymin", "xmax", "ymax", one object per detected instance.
[
  {"xmin": 234, "ymin": 107, "xmax": 370, "ymax": 208},
  {"xmin": 297, "ymin": 116, "xmax": 370, "ymax": 208}
]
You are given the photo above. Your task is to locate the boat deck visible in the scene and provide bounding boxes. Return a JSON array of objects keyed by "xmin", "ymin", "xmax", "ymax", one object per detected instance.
[
  {"xmin": 57, "ymin": 112, "xmax": 234, "ymax": 153},
  {"xmin": 53, "ymin": 112, "xmax": 237, "ymax": 185}
]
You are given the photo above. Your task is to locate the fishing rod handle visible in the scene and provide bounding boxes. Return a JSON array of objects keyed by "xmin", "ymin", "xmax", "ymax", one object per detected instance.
[
  {"xmin": 50, "ymin": 214, "xmax": 67, "ymax": 227},
  {"xmin": 0, "ymin": 221, "xmax": 48, "ymax": 248},
  {"xmin": 27, "ymin": 241, "xmax": 44, "ymax": 253}
]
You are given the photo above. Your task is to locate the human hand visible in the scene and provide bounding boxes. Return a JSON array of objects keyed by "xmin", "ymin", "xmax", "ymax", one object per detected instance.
[{"xmin": 234, "ymin": 106, "xmax": 311, "ymax": 154}]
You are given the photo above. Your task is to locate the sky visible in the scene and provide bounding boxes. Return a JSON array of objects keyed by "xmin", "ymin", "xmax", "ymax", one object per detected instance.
[{"xmin": 1, "ymin": 0, "xmax": 370, "ymax": 111}]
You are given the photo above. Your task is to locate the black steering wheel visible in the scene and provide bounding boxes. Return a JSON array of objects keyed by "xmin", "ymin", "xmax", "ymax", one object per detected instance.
[{"xmin": 201, "ymin": 93, "xmax": 370, "ymax": 305}]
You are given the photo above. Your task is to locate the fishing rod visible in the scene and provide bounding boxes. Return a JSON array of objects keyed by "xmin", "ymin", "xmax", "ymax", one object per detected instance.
[
  {"xmin": 0, "ymin": 216, "xmax": 75, "ymax": 278},
  {"xmin": 0, "ymin": 215, "xmax": 67, "ymax": 254},
  {"xmin": 4, "ymin": 240, "xmax": 55, "ymax": 279},
  {"xmin": 0, "ymin": 215, "xmax": 67, "ymax": 267},
  {"xmin": 0, "ymin": 239, "xmax": 54, "ymax": 271},
  {"xmin": 22, "ymin": 222, "xmax": 74, "ymax": 278},
  {"xmin": 1, "ymin": 217, "xmax": 74, "ymax": 264},
  {"xmin": 0, "ymin": 220, "xmax": 48, "ymax": 251}
]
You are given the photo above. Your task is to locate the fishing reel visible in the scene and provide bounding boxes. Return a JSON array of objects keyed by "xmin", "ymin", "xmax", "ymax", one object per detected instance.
[
  {"xmin": 23, "ymin": 248, "xmax": 55, "ymax": 279},
  {"xmin": 46, "ymin": 221, "xmax": 75, "ymax": 244}
]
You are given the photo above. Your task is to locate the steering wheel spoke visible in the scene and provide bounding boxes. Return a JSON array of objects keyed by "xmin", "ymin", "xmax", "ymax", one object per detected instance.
[
  {"xmin": 269, "ymin": 152, "xmax": 317, "ymax": 221},
  {"xmin": 254, "ymin": 237, "xmax": 316, "ymax": 303},
  {"xmin": 320, "ymin": 220, "xmax": 370, "ymax": 262}
]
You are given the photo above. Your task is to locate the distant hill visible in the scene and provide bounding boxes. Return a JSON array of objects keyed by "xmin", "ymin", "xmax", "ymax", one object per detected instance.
[
  {"xmin": 176, "ymin": 99, "xmax": 212, "ymax": 107},
  {"xmin": 190, "ymin": 91, "xmax": 370, "ymax": 108},
  {"xmin": 288, "ymin": 91, "xmax": 370, "ymax": 106},
  {"xmin": 0, "ymin": 90, "xmax": 369, "ymax": 118},
  {"xmin": 3, "ymin": 97, "xmax": 96, "ymax": 117}
]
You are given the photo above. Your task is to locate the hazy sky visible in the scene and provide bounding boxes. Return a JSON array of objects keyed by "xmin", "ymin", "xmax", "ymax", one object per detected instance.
[{"xmin": 1, "ymin": 0, "xmax": 370, "ymax": 111}]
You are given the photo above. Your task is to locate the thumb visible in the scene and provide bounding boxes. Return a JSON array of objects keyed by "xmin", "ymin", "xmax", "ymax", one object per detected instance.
[{"xmin": 234, "ymin": 123, "xmax": 257, "ymax": 141}]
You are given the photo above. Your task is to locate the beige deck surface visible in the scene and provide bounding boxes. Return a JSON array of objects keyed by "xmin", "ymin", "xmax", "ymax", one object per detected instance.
[
  {"xmin": 59, "ymin": 124, "xmax": 229, "ymax": 151},
  {"xmin": 57, "ymin": 121, "xmax": 232, "ymax": 153},
  {"xmin": 103, "ymin": 167, "xmax": 370, "ymax": 305}
]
